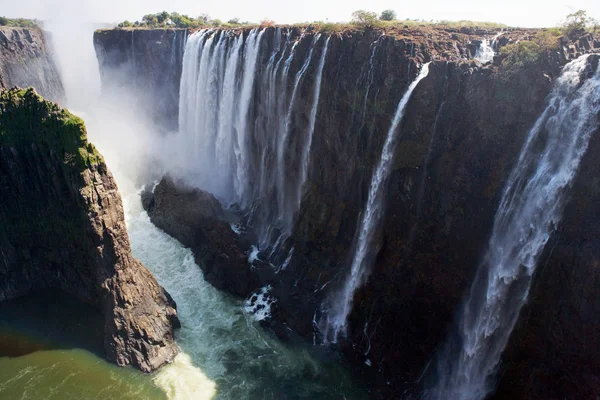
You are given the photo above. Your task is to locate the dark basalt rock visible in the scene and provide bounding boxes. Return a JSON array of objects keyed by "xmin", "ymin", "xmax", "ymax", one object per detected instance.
[
  {"xmin": 97, "ymin": 27, "xmax": 600, "ymax": 398},
  {"xmin": 142, "ymin": 176, "xmax": 274, "ymax": 298},
  {"xmin": 0, "ymin": 88, "xmax": 179, "ymax": 372}
]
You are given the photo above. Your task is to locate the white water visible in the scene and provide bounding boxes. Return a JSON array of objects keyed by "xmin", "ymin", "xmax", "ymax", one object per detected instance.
[
  {"xmin": 474, "ymin": 39, "xmax": 495, "ymax": 63},
  {"xmin": 429, "ymin": 54, "xmax": 600, "ymax": 400},
  {"xmin": 115, "ymin": 175, "xmax": 364, "ymax": 400},
  {"xmin": 474, "ymin": 32, "xmax": 502, "ymax": 64},
  {"xmin": 175, "ymin": 30, "xmax": 332, "ymax": 253},
  {"xmin": 324, "ymin": 62, "xmax": 431, "ymax": 342}
]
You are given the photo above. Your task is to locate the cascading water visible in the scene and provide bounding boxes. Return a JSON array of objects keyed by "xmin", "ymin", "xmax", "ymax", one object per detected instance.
[
  {"xmin": 176, "ymin": 29, "xmax": 330, "ymax": 251},
  {"xmin": 474, "ymin": 33, "xmax": 501, "ymax": 63},
  {"xmin": 323, "ymin": 62, "xmax": 431, "ymax": 342},
  {"xmin": 428, "ymin": 54, "xmax": 600, "ymax": 400}
]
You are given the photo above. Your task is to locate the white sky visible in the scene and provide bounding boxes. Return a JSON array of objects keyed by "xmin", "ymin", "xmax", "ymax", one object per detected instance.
[{"xmin": 1, "ymin": 0, "xmax": 599, "ymax": 28}]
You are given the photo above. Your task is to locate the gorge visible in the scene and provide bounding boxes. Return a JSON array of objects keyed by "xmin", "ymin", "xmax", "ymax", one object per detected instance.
[{"xmin": 1, "ymin": 17, "xmax": 599, "ymax": 400}]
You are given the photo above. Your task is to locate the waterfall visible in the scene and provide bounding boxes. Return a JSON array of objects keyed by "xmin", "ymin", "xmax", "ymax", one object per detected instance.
[
  {"xmin": 296, "ymin": 36, "xmax": 331, "ymax": 231},
  {"xmin": 177, "ymin": 29, "xmax": 330, "ymax": 252},
  {"xmin": 323, "ymin": 62, "xmax": 432, "ymax": 342},
  {"xmin": 474, "ymin": 32, "xmax": 503, "ymax": 64},
  {"xmin": 428, "ymin": 54, "xmax": 600, "ymax": 400},
  {"xmin": 474, "ymin": 39, "xmax": 494, "ymax": 63}
]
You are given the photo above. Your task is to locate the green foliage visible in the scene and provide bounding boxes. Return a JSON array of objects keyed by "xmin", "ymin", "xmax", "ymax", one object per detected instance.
[
  {"xmin": 317, "ymin": 22, "xmax": 345, "ymax": 34},
  {"xmin": 351, "ymin": 10, "xmax": 381, "ymax": 29},
  {"xmin": 124, "ymin": 11, "xmax": 211, "ymax": 29},
  {"xmin": 562, "ymin": 10, "xmax": 594, "ymax": 39},
  {"xmin": 379, "ymin": 9, "xmax": 396, "ymax": 21},
  {"xmin": 0, "ymin": 16, "xmax": 37, "ymax": 28},
  {"xmin": 227, "ymin": 18, "xmax": 241, "ymax": 25},
  {"xmin": 499, "ymin": 28, "xmax": 562, "ymax": 77},
  {"xmin": 499, "ymin": 41, "xmax": 543, "ymax": 77},
  {"xmin": 0, "ymin": 88, "xmax": 102, "ymax": 170}
]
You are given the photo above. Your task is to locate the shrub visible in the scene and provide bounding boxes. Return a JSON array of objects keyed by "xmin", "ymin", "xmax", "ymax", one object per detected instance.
[
  {"xmin": 351, "ymin": 10, "xmax": 381, "ymax": 29},
  {"xmin": 499, "ymin": 41, "xmax": 543, "ymax": 78},
  {"xmin": 260, "ymin": 19, "xmax": 275, "ymax": 28},
  {"xmin": 562, "ymin": 10, "xmax": 591, "ymax": 40},
  {"xmin": 227, "ymin": 18, "xmax": 241, "ymax": 25},
  {"xmin": 380, "ymin": 9, "xmax": 396, "ymax": 21},
  {"xmin": 0, "ymin": 16, "xmax": 37, "ymax": 28},
  {"xmin": 317, "ymin": 22, "xmax": 345, "ymax": 34}
]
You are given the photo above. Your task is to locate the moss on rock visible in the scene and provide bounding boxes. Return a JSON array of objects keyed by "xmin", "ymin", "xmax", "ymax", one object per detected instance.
[{"xmin": 0, "ymin": 87, "xmax": 102, "ymax": 170}]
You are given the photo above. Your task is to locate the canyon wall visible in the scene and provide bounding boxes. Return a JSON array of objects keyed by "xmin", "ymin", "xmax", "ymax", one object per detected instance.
[
  {"xmin": 94, "ymin": 26, "xmax": 600, "ymax": 398},
  {"xmin": 0, "ymin": 27, "xmax": 65, "ymax": 103},
  {"xmin": 94, "ymin": 28, "xmax": 186, "ymax": 132},
  {"xmin": 0, "ymin": 88, "xmax": 180, "ymax": 372}
]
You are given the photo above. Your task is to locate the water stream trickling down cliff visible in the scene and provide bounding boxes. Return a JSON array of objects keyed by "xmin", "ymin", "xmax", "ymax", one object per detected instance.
[
  {"xmin": 427, "ymin": 54, "xmax": 600, "ymax": 400},
  {"xmin": 323, "ymin": 62, "xmax": 431, "ymax": 342}
]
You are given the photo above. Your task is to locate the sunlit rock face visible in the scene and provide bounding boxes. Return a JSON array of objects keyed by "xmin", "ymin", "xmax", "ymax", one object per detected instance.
[
  {"xmin": 0, "ymin": 88, "xmax": 180, "ymax": 372},
  {"xmin": 0, "ymin": 27, "xmax": 65, "ymax": 103},
  {"xmin": 94, "ymin": 26, "xmax": 600, "ymax": 399}
]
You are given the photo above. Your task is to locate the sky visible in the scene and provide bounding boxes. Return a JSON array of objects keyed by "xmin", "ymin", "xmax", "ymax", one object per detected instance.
[{"xmin": 2, "ymin": 0, "xmax": 599, "ymax": 28}]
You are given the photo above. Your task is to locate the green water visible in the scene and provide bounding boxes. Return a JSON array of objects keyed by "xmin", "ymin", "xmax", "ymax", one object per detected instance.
[
  {"xmin": 0, "ymin": 185, "xmax": 367, "ymax": 400},
  {"xmin": 0, "ymin": 291, "xmax": 165, "ymax": 400}
]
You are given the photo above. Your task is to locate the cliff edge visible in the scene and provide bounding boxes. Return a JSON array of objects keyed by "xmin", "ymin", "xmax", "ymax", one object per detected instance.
[{"xmin": 0, "ymin": 87, "xmax": 179, "ymax": 372}]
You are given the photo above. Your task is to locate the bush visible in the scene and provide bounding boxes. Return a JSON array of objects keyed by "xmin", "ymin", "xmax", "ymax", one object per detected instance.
[
  {"xmin": 562, "ymin": 10, "xmax": 591, "ymax": 40},
  {"xmin": 0, "ymin": 16, "xmax": 37, "ymax": 28},
  {"xmin": 380, "ymin": 9, "xmax": 396, "ymax": 21},
  {"xmin": 351, "ymin": 10, "xmax": 381, "ymax": 29},
  {"xmin": 317, "ymin": 22, "xmax": 345, "ymax": 34},
  {"xmin": 260, "ymin": 19, "xmax": 275, "ymax": 28},
  {"xmin": 227, "ymin": 18, "xmax": 241, "ymax": 25}
]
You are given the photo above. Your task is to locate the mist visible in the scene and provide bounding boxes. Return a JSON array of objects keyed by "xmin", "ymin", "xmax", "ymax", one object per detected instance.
[{"xmin": 42, "ymin": 17, "xmax": 171, "ymax": 193}]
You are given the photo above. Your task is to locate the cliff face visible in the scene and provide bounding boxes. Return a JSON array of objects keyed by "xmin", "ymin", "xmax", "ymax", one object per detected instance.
[
  {"xmin": 0, "ymin": 27, "xmax": 65, "ymax": 103},
  {"xmin": 93, "ymin": 29, "xmax": 186, "ymax": 132},
  {"xmin": 95, "ymin": 26, "xmax": 600, "ymax": 398},
  {"xmin": 0, "ymin": 88, "xmax": 179, "ymax": 372}
]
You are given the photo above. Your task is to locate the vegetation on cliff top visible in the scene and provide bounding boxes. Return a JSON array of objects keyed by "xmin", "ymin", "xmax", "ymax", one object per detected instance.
[
  {"xmin": 115, "ymin": 9, "xmax": 509, "ymax": 32},
  {"xmin": 0, "ymin": 88, "xmax": 102, "ymax": 170},
  {"xmin": 0, "ymin": 17, "xmax": 37, "ymax": 28}
]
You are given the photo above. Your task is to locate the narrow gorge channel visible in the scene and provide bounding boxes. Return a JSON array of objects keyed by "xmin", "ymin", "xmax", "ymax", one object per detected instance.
[{"xmin": 1, "ymin": 14, "xmax": 600, "ymax": 400}]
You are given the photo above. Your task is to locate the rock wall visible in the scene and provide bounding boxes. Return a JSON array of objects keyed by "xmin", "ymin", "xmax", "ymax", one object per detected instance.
[
  {"xmin": 0, "ymin": 88, "xmax": 179, "ymax": 372},
  {"xmin": 93, "ymin": 28, "xmax": 186, "ymax": 132},
  {"xmin": 0, "ymin": 27, "xmax": 65, "ymax": 103},
  {"xmin": 94, "ymin": 27, "xmax": 600, "ymax": 398}
]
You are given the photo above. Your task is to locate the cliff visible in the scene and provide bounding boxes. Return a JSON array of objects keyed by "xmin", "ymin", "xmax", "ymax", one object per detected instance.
[
  {"xmin": 0, "ymin": 27, "xmax": 65, "ymax": 103},
  {"xmin": 0, "ymin": 88, "xmax": 179, "ymax": 372},
  {"xmin": 93, "ymin": 29, "xmax": 186, "ymax": 132},
  {"xmin": 96, "ymin": 26, "xmax": 600, "ymax": 398}
]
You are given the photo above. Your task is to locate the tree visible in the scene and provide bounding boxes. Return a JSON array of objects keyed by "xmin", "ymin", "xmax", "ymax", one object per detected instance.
[
  {"xmin": 380, "ymin": 9, "xmax": 396, "ymax": 21},
  {"xmin": 562, "ymin": 10, "xmax": 590, "ymax": 40},
  {"xmin": 351, "ymin": 10, "xmax": 380, "ymax": 29},
  {"xmin": 156, "ymin": 11, "xmax": 170, "ymax": 24},
  {"xmin": 227, "ymin": 18, "xmax": 241, "ymax": 25},
  {"xmin": 199, "ymin": 13, "xmax": 210, "ymax": 23},
  {"xmin": 0, "ymin": 16, "xmax": 8, "ymax": 26}
]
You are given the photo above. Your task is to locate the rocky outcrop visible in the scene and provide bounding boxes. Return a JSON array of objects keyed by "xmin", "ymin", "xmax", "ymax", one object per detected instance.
[
  {"xmin": 0, "ymin": 27, "xmax": 64, "ymax": 103},
  {"xmin": 0, "ymin": 88, "xmax": 179, "ymax": 372},
  {"xmin": 95, "ymin": 26, "xmax": 600, "ymax": 398},
  {"xmin": 142, "ymin": 176, "xmax": 273, "ymax": 298},
  {"xmin": 93, "ymin": 29, "xmax": 186, "ymax": 132}
]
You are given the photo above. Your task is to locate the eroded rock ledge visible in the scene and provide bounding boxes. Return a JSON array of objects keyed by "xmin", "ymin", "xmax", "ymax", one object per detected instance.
[{"xmin": 0, "ymin": 88, "xmax": 179, "ymax": 372}]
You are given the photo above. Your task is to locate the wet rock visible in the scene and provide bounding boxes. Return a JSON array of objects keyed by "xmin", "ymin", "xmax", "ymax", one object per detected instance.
[
  {"xmin": 142, "ymin": 176, "xmax": 273, "ymax": 297},
  {"xmin": 0, "ymin": 88, "xmax": 179, "ymax": 372}
]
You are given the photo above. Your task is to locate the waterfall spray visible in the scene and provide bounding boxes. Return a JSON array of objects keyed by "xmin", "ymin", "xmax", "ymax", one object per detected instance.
[{"xmin": 428, "ymin": 54, "xmax": 600, "ymax": 400}]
